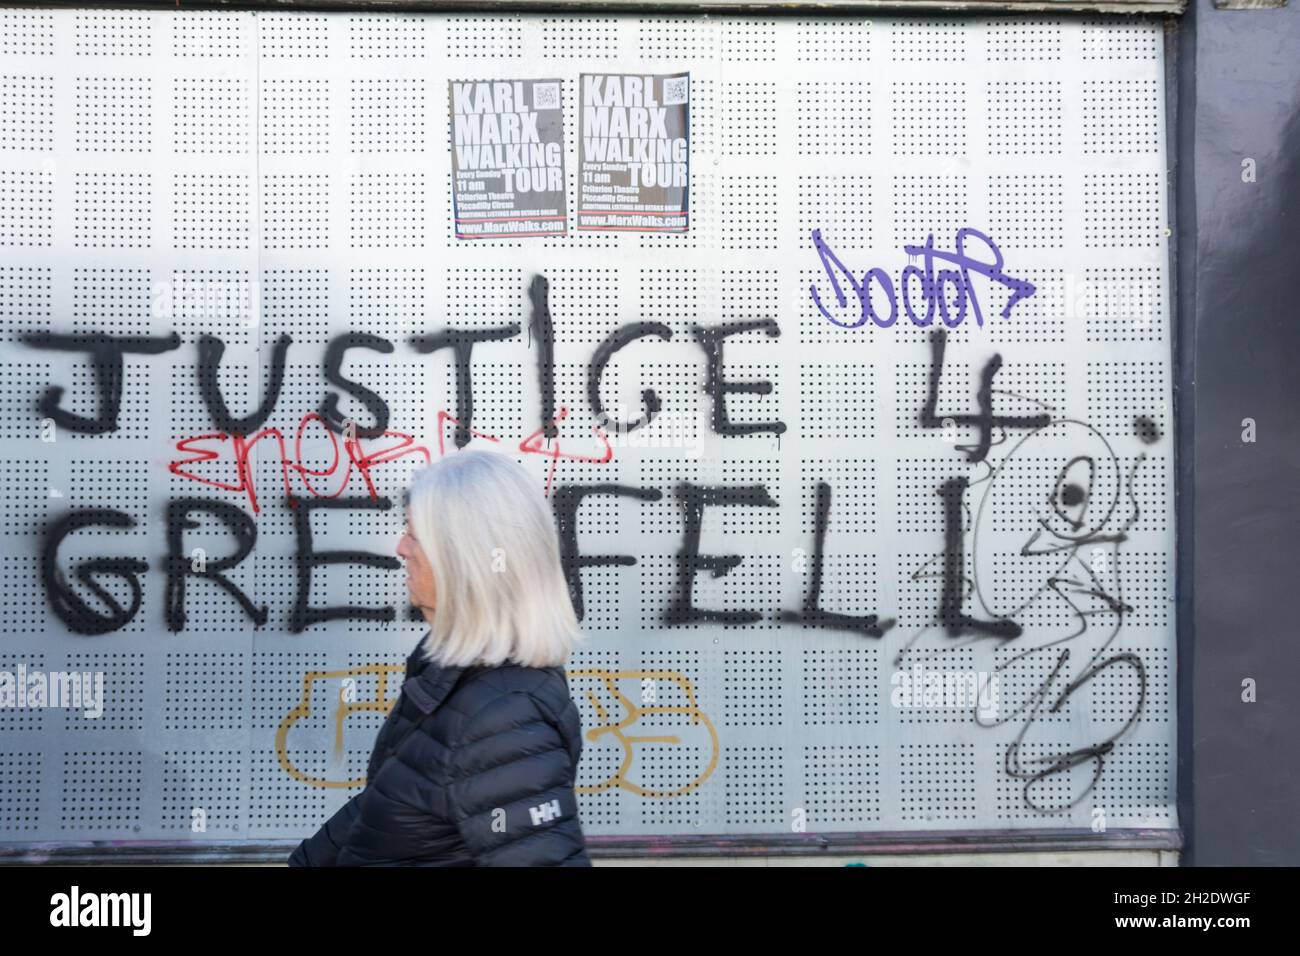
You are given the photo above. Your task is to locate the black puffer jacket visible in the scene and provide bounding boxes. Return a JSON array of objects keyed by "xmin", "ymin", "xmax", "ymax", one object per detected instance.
[{"xmin": 288, "ymin": 637, "xmax": 591, "ymax": 866}]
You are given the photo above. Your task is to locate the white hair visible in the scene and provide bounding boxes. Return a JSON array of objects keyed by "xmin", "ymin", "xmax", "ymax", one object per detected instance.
[{"xmin": 406, "ymin": 448, "xmax": 586, "ymax": 668}]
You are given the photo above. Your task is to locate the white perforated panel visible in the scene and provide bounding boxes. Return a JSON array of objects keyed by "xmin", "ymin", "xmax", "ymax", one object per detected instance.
[{"xmin": 0, "ymin": 9, "xmax": 1175, "ymax": 846}]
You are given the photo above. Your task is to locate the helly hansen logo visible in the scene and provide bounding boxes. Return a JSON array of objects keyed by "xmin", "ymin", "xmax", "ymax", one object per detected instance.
[{"xmin": 528, "ymin": 799, "xmax": 562, "ymax": 826}]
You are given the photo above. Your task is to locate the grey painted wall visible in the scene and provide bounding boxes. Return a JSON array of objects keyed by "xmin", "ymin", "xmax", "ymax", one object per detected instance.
[{"xmin": 1179, "ymin": 0, "xmax": 1300, "ymax": 865}]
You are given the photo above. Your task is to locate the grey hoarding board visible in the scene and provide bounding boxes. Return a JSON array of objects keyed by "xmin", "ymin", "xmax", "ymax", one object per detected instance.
[{"xmin": 0, "ymin": 10, "xmax": 1177, "ymax": 857}]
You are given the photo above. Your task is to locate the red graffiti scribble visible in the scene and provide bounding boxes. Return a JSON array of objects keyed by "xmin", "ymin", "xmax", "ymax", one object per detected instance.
[
  {"xmin": 170, "ymin": 412, "xmax": 431, "ymax": 513},
  {"xmin": 437, "ymin": 405, "xmax": 613, "ymax": 495},
  {"xmin": 520, "ymin": 406, "xmax": 614, "ymax": 496},
  {"xmin": 434, "ymin": 409, "xmax": 503, "ymax": 456},
  {"xmin": 171, "ymin": 406, "xmax": 612, "ymax": 512}
]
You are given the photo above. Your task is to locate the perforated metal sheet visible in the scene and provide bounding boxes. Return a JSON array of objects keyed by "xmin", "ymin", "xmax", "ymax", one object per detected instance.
[{"xmin": 0, "ymin": 9, "xmax": 1175, "ymax": 846}]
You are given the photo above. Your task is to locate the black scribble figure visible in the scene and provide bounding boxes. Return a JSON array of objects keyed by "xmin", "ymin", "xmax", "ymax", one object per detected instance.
[
  {"xmin": 899, "ymin": 411, "xmax": 1155, "ymax": 815},
  {"xmin": 1133, "ymin": 414, "xmax": 1162, "ymax": 444}
]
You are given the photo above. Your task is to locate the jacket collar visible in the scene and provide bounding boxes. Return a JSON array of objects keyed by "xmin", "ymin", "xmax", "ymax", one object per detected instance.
[
  {"xmin": 402, "ymin": 633, "xmax": 474, "ymax": 716},
  {"xmin": 403, "ymin": 633, "xmax": 430, "ymax": 680}
]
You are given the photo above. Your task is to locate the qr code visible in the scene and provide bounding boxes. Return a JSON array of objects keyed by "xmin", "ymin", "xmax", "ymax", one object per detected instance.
[
  {"xmin": 662, "ymin": 76, "xmax": 689, "ymax": 106},
  {"xmin": 532, "ymin": 82, "xmax": 560, "ymax": 110}
]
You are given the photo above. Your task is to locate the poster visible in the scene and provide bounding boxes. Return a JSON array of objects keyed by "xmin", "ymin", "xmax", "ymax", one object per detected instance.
[
  {"xmin": 449, "ymin": 78, "xmax": 567, "ymax": 238},
  {"xmin": 578, "ymin": 72, "xmax": 690, "ymax": 233}
]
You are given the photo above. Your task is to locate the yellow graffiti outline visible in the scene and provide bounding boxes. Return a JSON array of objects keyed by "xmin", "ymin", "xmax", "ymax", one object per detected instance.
[
  {"xmin": 275, "ymin": 663, "xmax": 403, "ymax": 789},
  {"xmin": 569, "ymin": 669, "xmax": 719, "ymax": 799},
  {"xmin": 275, "ymin": 665, "xmax": 718, "ymax": 798}
]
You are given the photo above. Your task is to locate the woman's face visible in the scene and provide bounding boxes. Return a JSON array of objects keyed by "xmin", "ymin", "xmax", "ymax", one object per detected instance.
[{"xmin": 396, "ymin": 514, "xmax": 436, "ymax": 616}]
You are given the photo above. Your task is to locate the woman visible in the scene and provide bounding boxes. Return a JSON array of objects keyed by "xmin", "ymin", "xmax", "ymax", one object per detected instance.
[{"xmin": 288, "ymin": 449, "xmax": 592, "ymax": 866}]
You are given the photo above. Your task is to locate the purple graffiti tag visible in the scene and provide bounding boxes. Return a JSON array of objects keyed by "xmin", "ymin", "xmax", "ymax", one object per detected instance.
[
  {"xmin": 809, "ymin": 228, "xmax": 897, "ymax": 329},
  {"xmin": 901, "ymin": 227, "xmax": 1036, "ymax": 327},
  {"xmin": 810, "ymin": 227, "xmax": 1036, "ymax": 331}
]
